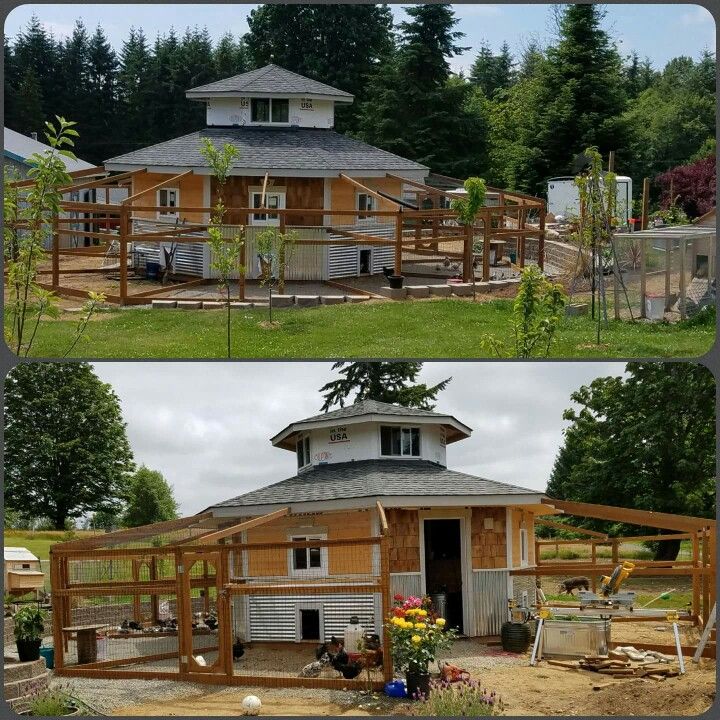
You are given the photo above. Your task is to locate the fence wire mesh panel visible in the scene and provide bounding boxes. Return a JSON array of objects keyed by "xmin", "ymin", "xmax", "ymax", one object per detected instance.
[{"xmin": 51, "ymin": 525, "xmax": 391, "ymax": 689}]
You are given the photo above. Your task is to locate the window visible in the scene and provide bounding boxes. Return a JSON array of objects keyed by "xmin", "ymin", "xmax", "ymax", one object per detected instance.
[
  {"xmin": 357, "ymin": 192, "xmax": 376, "ymax": 220},
  {"xmin": 296, "ymin": 434, "xmax": 311, "ymax": 469},
  {"xmin": 290, "ymin": 534, "xmax": 326, "ymax": 575},
  {"xmin": 519, "ymin": 528, "xmax": 528, "ymax": 567},
  {"xmin": 251, "ymin": 98, "xmax": 289, "ymax": 123},
  {"xmin": 158, "ymin": 188, "xmax": 179, "ymax": 218},
  {"xmin": 250, "ymin": 191, "xmax": 285, "ymax": 226},
  {"xmin": 380, "ymin": 426, "xmax": 420, "ymax": 457}
]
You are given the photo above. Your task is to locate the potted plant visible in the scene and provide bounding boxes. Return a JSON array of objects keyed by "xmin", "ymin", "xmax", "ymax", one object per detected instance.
[
  {"xmin": 386, "ymin": 594, "xmax": 457, "ymax": 699},
  {"xmin": 14, "ymin": 606, "xmax": 47, "ymax": 662}
]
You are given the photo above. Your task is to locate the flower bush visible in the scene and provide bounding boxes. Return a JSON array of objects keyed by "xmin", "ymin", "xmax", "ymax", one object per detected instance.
[
  {"xmin": 411, "ymin": 678, "xmax": 504, "ymax": 717},
  {"xmin": 386, "ymin": 594, "xmax": 456, "ymax": 674}
]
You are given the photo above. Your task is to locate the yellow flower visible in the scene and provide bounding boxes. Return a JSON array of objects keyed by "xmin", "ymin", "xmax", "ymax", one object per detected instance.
[
  {"xmin": 391, "ymin": 617, "xmax": 403, "ymax": 626},
  {"xmin": 411, "ymin": 635, "xmax": 422, "ymax": 644},
  {"xmin": 415, "ymin": 623, "xmax": 426, "ymax": 630},
  {"xmin": 435, "ymin": 618, "xmax": 446, "ymax": 627},
  {"xmin": 418, "ymin": 609, "xmax": 428, "ymax": 617}
]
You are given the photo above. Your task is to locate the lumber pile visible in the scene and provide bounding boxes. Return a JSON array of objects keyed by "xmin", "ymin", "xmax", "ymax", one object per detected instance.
[{"xmin": 543, "ymin": 650, "xmax": 681, "ymax": 681}]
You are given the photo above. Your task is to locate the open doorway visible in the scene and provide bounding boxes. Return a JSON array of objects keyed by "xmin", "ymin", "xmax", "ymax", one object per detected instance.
[
  {"xmin": 423, "ymin": 519, "xmax": 463, "ymax": 633},
  {"xmin": 298, "ymin": 607, "xmax": 322, "ymax": 641},
  {"xmin": 359, "ymin": 249, "xmax": 371, "ymax": 275}
]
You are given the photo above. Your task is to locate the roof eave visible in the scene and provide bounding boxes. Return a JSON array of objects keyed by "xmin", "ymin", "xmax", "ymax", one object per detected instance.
[{"xmin": 186, "ymin": 91, "xmax": 353, "ymax": 102}]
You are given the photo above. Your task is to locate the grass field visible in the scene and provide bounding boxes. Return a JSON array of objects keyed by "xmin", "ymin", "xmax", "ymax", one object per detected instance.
[
  {"xmin": 8, "ymin": 299, "xmax": 715, "ymax": 358},
  {"xmin": 4, "ymin": 529, "xmax": 100, "ymax": 561}
]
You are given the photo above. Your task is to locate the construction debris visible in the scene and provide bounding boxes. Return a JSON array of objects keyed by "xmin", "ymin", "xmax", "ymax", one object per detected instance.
[{"xmin": 541, "ymin": 650, "xmax": 681, "ymax": 682}]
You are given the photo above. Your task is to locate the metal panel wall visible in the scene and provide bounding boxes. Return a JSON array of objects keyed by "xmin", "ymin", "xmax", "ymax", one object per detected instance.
[
  {"xmin": 247, "ymin": 592, "xmax": 378, "ymax": 642},
  {"xmin": 389, "ymin": 573, "xmax": 422, "ymax": 600},
  {"xmin": 471, "ymin": 570, "xmax": 509, "ymax": 636}
]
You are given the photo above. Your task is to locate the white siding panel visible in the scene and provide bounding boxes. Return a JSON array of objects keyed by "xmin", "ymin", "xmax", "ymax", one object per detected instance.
[{"xmin": 472, "ymin": 570, "xmax": 509, "ymax": 636}]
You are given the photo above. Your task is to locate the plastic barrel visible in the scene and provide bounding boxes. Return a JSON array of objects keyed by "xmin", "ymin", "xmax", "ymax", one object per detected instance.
[
  {"xmin": 39, "ymin": 645, "xmax": 54, "ymax": 669},
  {"xmin": 501, "ymin": 621, "xmax": 531, "ymax": 653}
]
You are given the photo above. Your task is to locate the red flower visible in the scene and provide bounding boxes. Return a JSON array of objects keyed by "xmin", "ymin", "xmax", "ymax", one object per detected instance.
[
  {"xmin": 393, "ymin": 607, "xmax": 406, "ymax": 617},
  {"xmin": 394, "ymin": 594, "xmax": 404, "ymax": 601}
]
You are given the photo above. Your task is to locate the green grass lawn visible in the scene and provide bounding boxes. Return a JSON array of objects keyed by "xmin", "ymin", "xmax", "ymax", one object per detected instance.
[
  {"xmin": 4, "ymin": 530, "xmax": 99, "ymax": 561},
  {"xmin": 10, "ymin": 299, "xmax": 715, "ymax": 359}
]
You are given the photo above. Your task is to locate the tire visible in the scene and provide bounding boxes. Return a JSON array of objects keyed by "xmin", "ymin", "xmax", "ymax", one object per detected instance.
[{"xmin": 501, "ymin": 621, "xmax": 531, "ymax": 653}]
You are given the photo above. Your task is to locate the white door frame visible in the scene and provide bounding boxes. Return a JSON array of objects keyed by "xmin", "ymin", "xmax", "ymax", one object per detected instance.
[
  {"xmin": 249, "ymin": 190, "xmax": 286, "ymax": 226},
  {"xmin": 418, "ymin": 508, "xmax": 473, "ymax": 636},
  {"xmin": 295, "ymin": 602, "xmax": 325, "ymax": 642}
]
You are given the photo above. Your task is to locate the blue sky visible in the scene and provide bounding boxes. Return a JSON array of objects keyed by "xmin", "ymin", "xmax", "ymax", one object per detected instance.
[{"xmin": 4, "ymin": 4, "xmax": 715, "ymax": 75}]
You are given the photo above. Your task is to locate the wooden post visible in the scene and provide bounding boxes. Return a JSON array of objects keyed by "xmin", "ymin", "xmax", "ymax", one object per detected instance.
[
  {"xmin": 150, "ymin": 556, "xmax": 160, "ymax": 623},
  {"xmin": 119, "ymin": 205, "xmax": 129, "ymax": 305},
  {"xmin": 175, "ymin": 549, "xmax": 189, "ymax": 674},
  {"xmin": 50, "ymin": 550, "xmax": 65, "ymax": 669},
  {"xmin": 640, "ymin": 178, "xmax": 650, "ymax": 231},
  {"xmin": 51, "ymin": 213, "xmax": 60, "ymax": 289},
  {"xmin": 692, "ymin": 532, "xmax": 700, "ymax": 624},
  {"xmin": 701, "ymin": 530, "xmax": 709, "ymax": 625},
  {"xmin": 482, "ymin": 214, "xmax": 491, "ymax": 282},
  {"xmin": 538, "ymin": 205, "xmax": 546, "ymax": 272},
  {"xmin": 394, "ymin": 209, "xmax": 403, "ymax": 276},
  {"xmin": 217, "ymin": 548, "xmax": 233, "ymax": 677},
  {"xmin": 664, "ymin": 236, "xmax": 672, "ymax": 311},
  {"xmin": 132, "ymin": 560, "xmax": 141, "ymax": 621},
  {"xmin": 518, "ymin": 202, "xmax": 526, "ymax": 268},
  {"xmin": 611, "ymin": 539, "xmax": 619, "ymax": 564},
  {"xmin": 239, "ymin": 235, "xmax": 246, "ymax": 301},
  {"xmin": 462, "ymin": 223, "xmax": 473, "ymax": 283},
  {"xmin": 379, "ymin": 535, "xmax": 393, "ymax": 684},
  {"xmin": 608, "ymin": 151, "xmax": 615, "ymax": 173},
  {"xmin": 639, "ymin": 233, "xmax": 647, "ymax": 319},
  {"xmin": 708, "ymin": 527, "xmax": 716, "ymax": 624},
  {"xmin": 679, "ymin": 237, "xmax": 687, "ymax": 320},
  {"xmin": 203, "ymin": 561, "xmax": 211, "ymax": 615}
]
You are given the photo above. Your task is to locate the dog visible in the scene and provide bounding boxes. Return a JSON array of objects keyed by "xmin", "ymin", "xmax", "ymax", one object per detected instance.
[{"xmin": 559, "ymin": 576, "xmax": 590, "ymax": 595}]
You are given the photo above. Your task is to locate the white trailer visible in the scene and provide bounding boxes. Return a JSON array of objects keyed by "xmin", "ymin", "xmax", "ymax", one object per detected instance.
[{"xmin": 547, "ymin": 175, "xmax": 633, "ymax": 225}]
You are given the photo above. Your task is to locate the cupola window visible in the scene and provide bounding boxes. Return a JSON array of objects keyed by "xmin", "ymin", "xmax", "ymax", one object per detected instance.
[
  {"xmin": 296, "ymin": 434, "xmax": 311, "ymax": 469},
  {"xmin": 251, "ymin": 98, "xmax": 289, "ymax": 123},
  {"xmin": 380, "ymin": 426, "xmax": 420, "ymax": 457}
]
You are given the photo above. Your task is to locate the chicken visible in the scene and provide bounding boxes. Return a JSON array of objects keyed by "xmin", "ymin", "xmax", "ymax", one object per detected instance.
[
  {"xmin": 232, "ymin": 637, "xmax": 245, "ymax": 660},
  {"xmin": 204, "ymin": 613, "xmax": 218, "ymax": 631},
  {"xmin": 330, "ymin": 649, "xmax": 363, "ymax": 680},
  {"xmin": 299, "ymin": 652, "xmax": 330, "ymax": 678},
  {"xmin": 316, "ymin": 636, "xmax": 343, "ymax": 660},
  {"xmin": 382, "ymin": 266, "xmax": 393, "ymax": 279}
]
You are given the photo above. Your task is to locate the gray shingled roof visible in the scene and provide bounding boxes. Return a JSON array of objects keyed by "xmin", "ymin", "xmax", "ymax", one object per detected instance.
[
  {"xmin": 187, "ymin": 64, "xmax": 353, "ymax": 100},
  {"xmin": 294, "ymin": 399, "xmax": 454, "ymax": 425},
  {"xmin": 211, "ymin": 460, "xmax": 539, "ymax": 509},
  {"xmin": 105, "ymin": 127, "xmax": 428, "ymax": 172}
]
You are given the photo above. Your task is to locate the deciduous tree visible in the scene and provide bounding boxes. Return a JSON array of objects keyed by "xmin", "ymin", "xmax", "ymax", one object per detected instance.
[{"xmin": 122, "ymin": 466, "xmax": 179, "ymax": 527}]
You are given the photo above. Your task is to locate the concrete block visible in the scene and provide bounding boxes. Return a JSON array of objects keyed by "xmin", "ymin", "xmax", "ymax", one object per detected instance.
[
  {"xmin": 295, "ymin": 295, "xmax": 321, "ymax": 308},
  {"xmin": 449, "ymin": 283, "xmax": 473, "ymax": 297},
  {"xmin": 405, "ymin": 285, "xmax": 431, "ymax": 298},
  {"xmin": 345, "ymin": 295, "xmax": 370, "ymax": 303},
  {"xmin": 565, "ymin": 302, "xmax": 589, "ymax": 317},
  {"xmin": 381, "ymin": 287, "xmax": 407, "ymax": 300},
  {"xmin": 428, "ymin": 284, "xmax": 452, "ymax": 297},
  {"xmin": 489, "ymin": 279, "xmax": 509, "ymax": 290},
  {"xmin": 176, "ymin": 300, "xmax": 202, "ymax": 310},
  {"xmin": 152, "ymin": 300, "xmax": 177, "ymax": 309},
  {"xmin": 320, "ymin": 295, "xmax": 346, "ymax": 305},
  {"xmin": 229, "ymin": 302, "xmax": 254, "ymax": 310},
  {"xmin": 270, "ymin": 294, "xmax": 295, "ymax": 308},
  {"xmin": 475, "ymin": 281, "xmax": 491, "ymax": 293},
  {"xmin": 202, "ymin": 301, "xmax": 225, "ymax": 310}
]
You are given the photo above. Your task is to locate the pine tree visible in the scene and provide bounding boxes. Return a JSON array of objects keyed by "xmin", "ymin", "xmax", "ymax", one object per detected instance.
[
  {"xmin": 470, "ymin": 41, "xmax": 515, "ymax": 97},
  {"xmin": 174, "ymin": 28, "xmax": 215, "ymax": 133},
  {"xmin": 213, "ymin": 33, "xmax": 246, "ymax": 79},
  {"xmin": 319, "ymin": 362, "xmax": 452, "ymax": 412},
  {"xmin": 57, "ymin": 20, "xmax": 90, "ymax": 121},
  {"xmin": 14, "ymin": 66, "xmax": 45, "ymax": 136},
  {"xmin": 4, "ymin": 36, "xmax": 18, "ymax": 129},
  {"xmin": 117, "ymin": 27, "xmax": 153, "ymax": 149}
]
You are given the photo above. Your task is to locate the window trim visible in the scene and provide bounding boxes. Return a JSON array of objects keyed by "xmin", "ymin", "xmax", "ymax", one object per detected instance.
[
  {"xmin": 251, "ymin": 97, "xmax": 290, "ymax": 125},
  {"xmin": 157, "ymin": 187, "xmax": 180, "ymax": 219},
  {"xmin": 379, "ymin": 425, "xmax": 421, "ymax": 458},
  {"xmin": 356, "ymin": 192, "xmax": 377, "ymax": 221},
  {"xmin": 519, "ymin": 528, "xmax": 529, "ymax": 567},
  {"xmin": 296, "ymin": 433, "xmax": 311, "ymax": 470},
  {"xmin": 288, "ymin": 533, "xmax": 327, "ymax": 577},
  {"xmin": 250, "ymin": 190, "xmax": 286, "ymax": 226}
]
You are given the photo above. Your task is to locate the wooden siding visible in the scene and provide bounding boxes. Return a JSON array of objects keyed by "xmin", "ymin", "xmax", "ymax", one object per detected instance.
[
  {"xmin": 330, "ymin": 177, "xmax": 404, "ymax": 213},
  {"xmin": 386, "ymin": 509, "xmax": 421, "ymax": 573},
  {"xmin": 131, "ymin": 172, "xmax": 207, "ymax": 223},
  {"xmin": 243, "ymin": 511, "xmax": 372, "ymax": 577},
  {"xmin": 470, "ymin": 508, "xmax": 507, "ymax": 569},
  {"xmin": 214, "ymin": 177, "xmax": 324, "ymax": 227}
]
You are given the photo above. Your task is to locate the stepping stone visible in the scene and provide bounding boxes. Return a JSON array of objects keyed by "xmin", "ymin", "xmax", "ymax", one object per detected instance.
[
  {"xmin": 428, "ymin": 285, "xmax": 452, "ymax": 297},
  {"xmin": 270, "ymin": 294, "xmax": 295, "ymax": 308},
  {"xmin": 345, "ymin": 295, "xmax": 370, "ymax": 303},
  {"xmin": 176, "ymin": 300, "xmax": 202, "ymax": 310},
  {"xmin": 229, "ymin": 302, "xmax": 254, "ymax": 310},
  {"xmin": 450, "ymin": 283, "xmax": 473, "ymax": 297},
  {"xmin": 202, "ymin": 301, "xmax": 224, "ymax": 309},
  {"xmin": 295, "ymin": 295, "xmax": 320, "ymax": 307},
  {"xmin": 320, "ymin": 295, "xmax": 345, "ymax": 305},
  {"xmin": 152, "ymin": 300, "xmax": 177, "ymax": 309},
  {"xmin": 406, "ymin": 285, "xmax": 430, "ymax": 298},
  {"xmin": 565, "ymin": 302, "xmax": 589, "ymax": 317},
  {"xmin": 381, "ymin": 287, "xmax": 407, "ymax": 300}
]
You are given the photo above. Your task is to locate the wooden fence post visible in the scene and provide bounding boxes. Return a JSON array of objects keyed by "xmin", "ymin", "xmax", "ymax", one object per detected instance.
[
  {"xmin": 462, "ymin": 223, "xmax": 473, "ymax": 283},
  {"xmin": 51, "ymin": 213, "xmax": 60, "ymax": 289},
  {"xmin": 701, "ymin": 530, "xmax": 709, "ymax": 625},
  {"xmin": 518, "ymin": 202, "xmax": 526, "ymax": 268},
  {"xmin": 379, "ymin": 534, "xmax": 393, "ymax": 684},
  {"xmin": 538, "ymin": 205, "xmax": 546, "ymax": 272},
  {"xmin": 50, "ymin": 550, "xmax": 65, "ymax": 670},
  {"xmin": 119, "ymin": 205, "xmax": 129, "ymax": 305},
  {"xmin": 640, "ymin": 178, "xmax": 650, "ymax": 231},
  {"xmin": 482, "ymin": 213, "xmax": 491, "ymax": 282},
  {"xmin": 692, "ymin": 532, "xmax": 700, "ymax": 624},
  {"xmin": 394, "ymin": 209, "xmax": 403, "ymax": 276},
  {"xmin": 664, "ymin": 236, "xmax": 672, "ymax": 311},
  {"xmin": 611, "ymin": 539, "xmax": 619, "ymax": 564}
]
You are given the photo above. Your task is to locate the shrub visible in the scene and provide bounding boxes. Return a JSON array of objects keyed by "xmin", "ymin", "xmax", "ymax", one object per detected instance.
[
  {"xmin": 412, "ymin": 679, "xmax": 504, "ymax": 716},
  {"xmin": 14, "ymin": 606, "xmax": 46, "ymax": 641},
  {"xmin": 27, "ymin": 688, "xmax": 77, "ymax": 716}
]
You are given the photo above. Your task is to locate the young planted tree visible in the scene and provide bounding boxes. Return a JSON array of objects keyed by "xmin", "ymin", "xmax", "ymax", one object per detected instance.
[
  {"xmin": 255, "ymin": 227, "xmax": 298, "ymax": 296},
  {"xmin": 450, "ymin": 176, "xmax": 486, "ymax": 298},
  {"xmin": 199, "ymin": 138, "xmax": 245, "ymax": 358},
  {"xmin": 4, "ymin": 363, "xmax": 135, "ymax": 530},
  {"xmin": 319, "ymin": 362, "xmax": 452, "ymax": 412},
  {"xmin": 4, "ymin": 117, "xmax": 106, "ymax": 356}
]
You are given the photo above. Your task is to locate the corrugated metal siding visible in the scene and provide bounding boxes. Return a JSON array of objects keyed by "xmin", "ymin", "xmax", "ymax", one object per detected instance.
[
  {"xmin": 389, "ymin": 573, "xmax": 422, "ymax": 600},
  {"xmin": 327, "ymin": 224, "xmax": 395, "ymax": 279},
  {"xmin": 472, "ymin": 570, "xmax": 508, "ymax": 636},
  {"xmin": 328, "ymin": 245, "xmax": 358, "ymax": 278},
  {"xmin": 241, "ymin": 226, "xmax": 327, "ymax": 281},
  {"xmin": 248, "ymin": 592, "xmax": 378, "ymax": 642}
]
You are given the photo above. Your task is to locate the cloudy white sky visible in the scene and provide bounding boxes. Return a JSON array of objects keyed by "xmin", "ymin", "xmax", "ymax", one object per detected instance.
[
  {"xmin": 92, "ymin": 362, "xmax": 626, "ymax": 516},
  {"xmin": 4, "ymin": 4, "xmax": 715, "ymax": 73}
]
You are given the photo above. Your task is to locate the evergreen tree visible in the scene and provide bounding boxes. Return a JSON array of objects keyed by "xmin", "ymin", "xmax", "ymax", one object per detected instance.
[
  {"xmin": 470, "ymin": 41, "xmax": 515, "ymax": 97},
  {"xmin": 173, "ymin": 28, "xmax": 215, "ymax": 133},
  {"xmin": 319, "ymin": 362, "xmax": 452, "ymax": 412},
  {"xmin": 517, "ymin": 39, "xmax": 544, "ymax": 79},
  {"xmin": 117, "ymin": 27, "xmax": 153, "ymax": 149},
  {"xmin": 213, "ymin": 32, "xmax": 246, "ymax": 79},
  {"xmin": 245, "ymin": 4, "xmax": 394, "ymax": 131},
  {"xmin": 14, "ymin": 66, "xmax": 45, "ymax": 135},
  {"xmin": 57, "ymin": 20, "xmax": 90, "ymax": 123},
  {"xmin": 84, "ymin": 26, "xmax": 120, "ymax": 162},
  {"xmin": 4, "ymin": 36, "xmax": 18, "ymax": 129}
]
